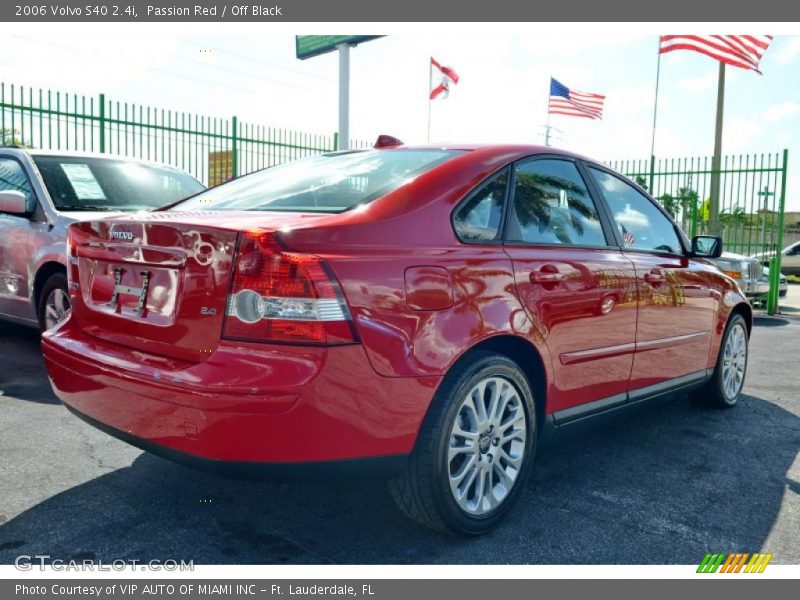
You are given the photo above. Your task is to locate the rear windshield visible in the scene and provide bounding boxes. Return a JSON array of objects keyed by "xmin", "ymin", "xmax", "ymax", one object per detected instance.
[
  {"xmin": 34, "ymin": 156, "xmax": 205, "ymax": 212},
  {"xmin": 171, "ymin": 149, "xmax": 464, "ymax": 213}
]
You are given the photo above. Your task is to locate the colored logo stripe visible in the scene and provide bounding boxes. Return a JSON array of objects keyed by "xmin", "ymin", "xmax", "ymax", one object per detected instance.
[{"xmin": 697, "ymin": 552, "xmax": 772, "ymax": 573}]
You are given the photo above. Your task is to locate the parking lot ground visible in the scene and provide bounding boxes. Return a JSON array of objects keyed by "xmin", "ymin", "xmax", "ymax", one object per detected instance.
[{"xmin": 1, "ymin": 287, "xmax": 799, "ymax": 565}]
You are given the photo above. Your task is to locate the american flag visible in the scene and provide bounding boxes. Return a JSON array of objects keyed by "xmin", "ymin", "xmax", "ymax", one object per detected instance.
[
  {"xmin": 622, "ymin": 227, "xmax": 635, "ymax": 248},
  {"xmin": 659, "ymin": 35, "xmax": 773, "ymax": 73},
  {"xmin": 548, "ymin": 78, "xmax": 605, "ymax": 120}
]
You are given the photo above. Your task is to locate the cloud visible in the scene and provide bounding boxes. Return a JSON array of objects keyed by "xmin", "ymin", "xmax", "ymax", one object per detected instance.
[
  {"xmin": 676, "ymin": 71, "xmax": 717, "ymax": 92},
  {"xmin": 785, "ymin": 175, "xmax": 800, "ymax": 212},
  {"xmin": 773, "ymin": 36, "xmax": 800, "ymax": 64},
  {"xmin": 724, "ymin": 117, "xmax": 764, "ymax": 153},
  {"xmin": 604, "ymin": 84, "xmax": 664, "ymax": 114},
  {"xmin": 763, "ymin": 102, "xmax": 800, "ymax": 124}
]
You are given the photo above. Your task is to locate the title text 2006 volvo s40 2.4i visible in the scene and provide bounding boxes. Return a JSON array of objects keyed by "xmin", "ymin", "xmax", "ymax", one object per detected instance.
[{"xmin": 42, "ymin": 143, "xmax": 751, "ymax": 534}]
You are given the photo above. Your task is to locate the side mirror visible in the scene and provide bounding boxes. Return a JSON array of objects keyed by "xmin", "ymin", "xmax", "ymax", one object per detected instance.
[
  {"xmin": 0, "ymin": 190, "xmax": 28, "ymax": 216},
  {"xmin": 691, "ymin": 235, "xmax": 722, "ymax": 258}
]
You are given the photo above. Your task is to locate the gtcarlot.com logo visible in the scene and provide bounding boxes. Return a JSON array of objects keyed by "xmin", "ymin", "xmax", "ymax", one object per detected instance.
[
  {"xmin": 14, "ymin": 555, "xmax": 194, "ymax": 571},
  {"xmin": 697, "ymin": 552, "xmax": 773, "ymax": 573}
]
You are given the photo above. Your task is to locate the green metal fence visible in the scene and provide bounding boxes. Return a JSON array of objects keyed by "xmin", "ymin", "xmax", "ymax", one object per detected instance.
[
  {"xmin": 0, "ymin": 82, "xmax": 370, "ymax": 186},
  {"xmin": 609, "ymin": 151, "xmax": 789, "ymax": 311}
]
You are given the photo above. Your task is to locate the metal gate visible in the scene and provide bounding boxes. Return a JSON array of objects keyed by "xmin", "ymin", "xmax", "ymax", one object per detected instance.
[
  {"xmin": 608, "ymin": 151, "xmax": 789, "ymax": 312},
  {"xmin": 0, "ymin": 82, "xmax": 369, "ymax": 186}
]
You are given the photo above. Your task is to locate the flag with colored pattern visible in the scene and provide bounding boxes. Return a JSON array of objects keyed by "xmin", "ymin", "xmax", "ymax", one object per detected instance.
[
  {"xmin": 548, "ymin": 77, "xmax": 605, "ymax": 120},
  {"xmin": 430, "ymin": 58, "xmax": 459, "ymax": 100},
  {"xmin": 659, "ymin": 35, "xmax": 773, "ymax": 73}
]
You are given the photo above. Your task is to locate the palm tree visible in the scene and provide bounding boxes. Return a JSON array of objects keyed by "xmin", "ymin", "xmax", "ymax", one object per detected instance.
[
  {"xmin": 658, "ymin": 193, "xmax": 679, "ymax": 218},
  {"xmin": 513, "ymin": 172, "xmax": 599, "ymax": 244}
]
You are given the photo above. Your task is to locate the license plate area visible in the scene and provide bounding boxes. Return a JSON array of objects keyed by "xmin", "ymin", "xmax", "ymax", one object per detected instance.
[{"xmin": 79, "ymin": 258, "xmax": 181, "ymax": 325}]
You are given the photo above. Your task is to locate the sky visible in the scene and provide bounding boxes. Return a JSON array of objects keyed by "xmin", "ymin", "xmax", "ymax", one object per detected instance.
[{"xmin": 2, "ymin": 27, "xmax": 800, "ymax": 210}]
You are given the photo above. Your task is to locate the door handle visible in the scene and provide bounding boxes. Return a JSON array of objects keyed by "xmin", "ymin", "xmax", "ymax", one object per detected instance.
[
  {"xmin": 530, "ymin": 266, "xmax": 565, "ymax": 285},
  {"xmin": 644, "ymin": 270, "xmax": 665, "ymax": 286}
]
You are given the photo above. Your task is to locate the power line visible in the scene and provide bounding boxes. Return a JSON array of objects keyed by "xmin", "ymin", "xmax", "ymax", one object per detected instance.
[
  {"xmin": 168, "ymin": 53, "xmax": 312, "ymax": 91},
  {"xmin": 9, "ymin": 35, "xmax": 254, "ymax": 95},
  {"xmin": 182, "ymin": 39, "xmax": 336, "ymax": 82}
]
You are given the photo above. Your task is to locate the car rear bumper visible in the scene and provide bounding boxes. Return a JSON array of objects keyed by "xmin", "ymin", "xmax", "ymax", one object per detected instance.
[
  {"xmin": 42, "ymin": 317, "xmax": 438, "ymax": 467},
  {"xmin": 63, "ymin": 402, "xmax": 409, "ymax": 480}
]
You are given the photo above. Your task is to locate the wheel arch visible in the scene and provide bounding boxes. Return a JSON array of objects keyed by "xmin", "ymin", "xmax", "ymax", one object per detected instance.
[
  {"xmin": 730, "ymin": 301, "xmax": 753, "ymax": 336},
  {"xmin": 420, "ymin": 334, "xmax": 549, "ymax": 442},
  {"xmin": 32, "ymin": 261, "xmax": 67, "ymax": 308}
]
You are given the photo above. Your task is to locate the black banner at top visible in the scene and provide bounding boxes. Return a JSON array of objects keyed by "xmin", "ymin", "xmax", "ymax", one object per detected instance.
[{"xmin": 1, "ymin": 0, "xmax": 799, "ymax": 22}]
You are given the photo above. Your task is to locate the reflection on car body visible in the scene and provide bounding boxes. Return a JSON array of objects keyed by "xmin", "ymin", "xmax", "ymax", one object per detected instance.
[{"xmin": 42, "ymin": 143, "xmax": 752, "ymax": 535}]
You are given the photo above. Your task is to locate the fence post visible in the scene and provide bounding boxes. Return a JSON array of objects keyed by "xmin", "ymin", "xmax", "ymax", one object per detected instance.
[
  {"xmin": 333, "ymin": 132, "xmax": 339, "ymax": 152},
  {"xmin": 648, "ymin": 154, "xmax": 655, "ymax": 192},
  {"xmin": 98, "ymin": 93, "xmax": 106, "ymax": 153},
  {"xmin": 231, "ymin": 115, "xmax": 239, "ymax": 178},
  {"xmin": 768, "ymin": 148, "xmax": 789, "ymax": 315}
]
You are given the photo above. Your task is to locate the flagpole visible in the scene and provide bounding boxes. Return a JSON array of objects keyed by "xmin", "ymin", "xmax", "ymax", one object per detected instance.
[
  {"xmin": 427, "ymin": 57, "xmax": 432, "ymax": 143},
  {"xmin": 708, "ymin": 61, "xmax": 725, "ymax": 236},
  {"xmin": 648, "ymin": 38, "xmax": 662, "ymax": 191},
  {"xmin": 544, "ymin": 75, "xmax": 552, "ymax": 146},
  {"xmin": 650, "ymin": 39, "xmax": 662, "ymax": 158}
]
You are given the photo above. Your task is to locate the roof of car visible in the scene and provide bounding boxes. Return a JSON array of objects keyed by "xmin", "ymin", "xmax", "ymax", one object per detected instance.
[{"xmin": 392, "ymin": 143, "xmax": 597, "ymax": 162}]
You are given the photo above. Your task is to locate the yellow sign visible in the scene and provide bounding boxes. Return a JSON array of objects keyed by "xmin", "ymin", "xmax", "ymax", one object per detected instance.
[{"xmin": 208, "ymin": 150, "xmax": 233, "ymax": 188}]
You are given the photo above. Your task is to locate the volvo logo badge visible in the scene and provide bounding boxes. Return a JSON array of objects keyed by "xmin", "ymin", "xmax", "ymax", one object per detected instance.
[{"xmin": 110, "ymin": 230, "xmax": 134, "ymax": 241}]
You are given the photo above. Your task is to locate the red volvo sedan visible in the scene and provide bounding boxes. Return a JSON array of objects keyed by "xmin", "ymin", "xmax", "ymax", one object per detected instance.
[{"xmin": 42, "ymin": 143, "xmax": 751, "ymax": 534}]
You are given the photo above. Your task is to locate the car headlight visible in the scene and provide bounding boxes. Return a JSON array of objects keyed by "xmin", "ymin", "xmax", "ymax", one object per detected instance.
[
  {"xmin": 740, "ymin": 261, "xmax": 750, "ymax": 278},
  {"xmin": 715, "ymin": 261, "xmax": 743, "ymax": 279}
]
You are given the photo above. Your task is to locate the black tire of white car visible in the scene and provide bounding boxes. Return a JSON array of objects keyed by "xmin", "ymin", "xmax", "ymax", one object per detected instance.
[
  {"xmin": 37, "ymin": 272, "xmax": 70, "ymax": 332},
  {"xmin": 694, "ymin": 313, "xmax": 749, "ymax": 409},
  {"xmin": 389, "ymin": 351, "xmax": 537, "ymax": 535}
]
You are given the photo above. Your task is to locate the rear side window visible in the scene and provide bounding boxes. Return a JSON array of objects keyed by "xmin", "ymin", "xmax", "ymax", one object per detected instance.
[
  {"xmin": 589, "ymin": 167, "xmax": 683, "ymax": 255},
  {"xmin": 174, "ymin": 149, "xmax": 464, "ymax": 213},
  {"xmin": 506, "ymin": 159, "xmax": 607, "ymax": 247},
  {"xmin": 453, "ymin": 170, "xmax": 508, "ymax": 242}
]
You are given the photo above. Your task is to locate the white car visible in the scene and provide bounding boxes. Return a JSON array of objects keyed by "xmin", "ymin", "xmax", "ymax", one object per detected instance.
[
  {"xmin": 0, "ymin": 148, "xmax": 205, "ymax": 330},
  {"xmin": 752, "ymin": 240, "xmax": 800, "ymax": 277}
]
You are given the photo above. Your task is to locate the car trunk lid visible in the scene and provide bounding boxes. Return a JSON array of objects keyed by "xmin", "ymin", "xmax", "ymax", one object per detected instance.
[{"xmin": 67, "ymin": 211, "xmax": 325, "ymax": 362}]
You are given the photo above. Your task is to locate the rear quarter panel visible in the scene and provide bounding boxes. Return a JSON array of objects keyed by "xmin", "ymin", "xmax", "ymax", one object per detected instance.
[{"xmin": 281, "ymin": 147, "xmax": 557, "ymax": 410}]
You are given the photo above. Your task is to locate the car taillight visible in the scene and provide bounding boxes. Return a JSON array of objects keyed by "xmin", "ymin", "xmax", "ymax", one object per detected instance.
[
  {"xmin": 223, "ymin": 231, "xmax": 357, "ymax": 345},
  {"xmin": 66, "ymin": 225, "xmax": 79, "ymax": 290}
]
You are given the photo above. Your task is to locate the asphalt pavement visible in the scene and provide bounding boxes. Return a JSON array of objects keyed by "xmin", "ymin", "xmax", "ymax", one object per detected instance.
[{"xmin": 1, "ymin": 287, "xmax": 799, "ymax": 564}]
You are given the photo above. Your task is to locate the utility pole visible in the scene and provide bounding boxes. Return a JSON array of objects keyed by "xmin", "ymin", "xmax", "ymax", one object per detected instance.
[
  {"xmin": 337, "ymin": 42, "xmax": 350, "ymax": 151},
  {"xmin": 708, "ymin": 62, "xmax": 725, "ymax": 236}
]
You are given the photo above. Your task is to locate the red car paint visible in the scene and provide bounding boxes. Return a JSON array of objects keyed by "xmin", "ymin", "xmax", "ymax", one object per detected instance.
[{"xmin": 42, "ymin": 144, "xmax": 749, "ymax": 466}]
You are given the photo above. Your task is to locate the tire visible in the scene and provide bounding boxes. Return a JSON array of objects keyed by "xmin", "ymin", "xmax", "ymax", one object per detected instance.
[
  {"xmin": 37, "ymin": 272, "xmax": 70, "ymax": 332},
  {"xmin": 692, "ymin": 313, "xmax": 749, "ymax": 408},
  {"xmin": 389, "ymin": 351, "xmax": 537, "ymax": 535}
]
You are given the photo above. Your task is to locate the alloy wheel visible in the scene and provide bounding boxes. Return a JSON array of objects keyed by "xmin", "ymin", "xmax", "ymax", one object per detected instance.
[
  {"xmin": 722, "ymin": 322, "xmax": 747, "ymax": 401},
  {"xmin": 447, "ymin": 376, "xmax": 527, "ymax": 516},
  {"xmin": 44, "ymin": 287, "xmax": 71, "ymax": 330}
]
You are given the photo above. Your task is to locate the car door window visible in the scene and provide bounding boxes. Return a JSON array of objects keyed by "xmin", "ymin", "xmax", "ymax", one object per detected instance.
[
  {"xmin": 589, "ymin": 167, "xmax": 682, "ymax": 255},
  {"xmin": 0, "ymin": 157, "xmax": 35, "ymax": 212},
  {"xmin": 507, "ymin": 159, "xmax": 607, "ymax": 247},
  {"xmin": 453, "ymin": 170, "xmax": 508, "ymax": 242}
]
